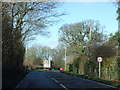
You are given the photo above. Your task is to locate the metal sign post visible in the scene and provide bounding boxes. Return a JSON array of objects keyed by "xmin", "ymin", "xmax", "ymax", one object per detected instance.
[
  {"xmin": 97, "ymin": 57, "xmax": 103, "ymax": 78},
  {"xmin": 99, "ymin": 62, "xmax": 101, "ymax": 78}
]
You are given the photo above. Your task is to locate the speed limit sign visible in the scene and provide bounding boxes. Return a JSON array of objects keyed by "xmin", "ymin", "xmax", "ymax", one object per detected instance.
[{"xmin": 97, "ymin": 57, "xmax": 103, "ymax": 62}]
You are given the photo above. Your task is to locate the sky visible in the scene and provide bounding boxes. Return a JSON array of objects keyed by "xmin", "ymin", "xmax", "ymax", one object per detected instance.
[{"xmin": 28, "ymin": 2, "xmax": 118, "ymax": 49}]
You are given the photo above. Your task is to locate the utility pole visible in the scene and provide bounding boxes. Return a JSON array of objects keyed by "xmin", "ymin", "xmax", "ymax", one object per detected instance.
[
  {"xmin": 26, "ymin": 45, "xmax": 28, "ymax": 60},
  {"xmin": 65, "ymin": 47, "xmax": 67, "ymax": 71},
  {"xmin": 89, "ymin": 26, "xmax": 92, "ymax": 41},
  {"xmin": 118, "ymin": 1, "xmax": 120, "ymax": 33},
  {"xmin": 118, "ymin": 1, "xmax": 120, "ymax": 50},
  {"xmin": 117, "ymin": 1, "xmax": 120, "ymax": 80},
  {"xmin": 88, "ymin": 26, "xmax": 92, "ymax": 60}
]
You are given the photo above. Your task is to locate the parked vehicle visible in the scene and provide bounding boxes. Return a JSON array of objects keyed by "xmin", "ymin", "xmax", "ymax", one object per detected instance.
[{"xmin": 59, "ymin": 68, "xmax": 64, "ymax": 71}]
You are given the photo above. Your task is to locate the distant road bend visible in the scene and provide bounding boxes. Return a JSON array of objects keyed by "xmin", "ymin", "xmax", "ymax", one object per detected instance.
[{"xmin": 16, "ymin": 71, "xmax": 119, "ymax": 89}]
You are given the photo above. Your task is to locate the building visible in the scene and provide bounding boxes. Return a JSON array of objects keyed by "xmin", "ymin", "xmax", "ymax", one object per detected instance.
[{"xmin": 43, "ymin": 60, "xmax": 51, "ymax": 69}]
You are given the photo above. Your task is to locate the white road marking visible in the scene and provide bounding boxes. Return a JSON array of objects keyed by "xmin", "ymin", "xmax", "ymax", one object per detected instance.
[
  {"xmin": 48, "ymin": 75, "xmax": 51, "ymax": 78},
  {"xmin": 60, "ymin": 84, "xmax": 69, "ymax": 90},
  {"xmin": 51, "ymin": 78, "xmax": 59, "ymax": 83},
  {"xmin": 51, "ymin": 77, "xmax": 69, "ymax": 90},
  {"xmin": 48, "ymin": 74, "xmax": 118, "ymax": 89},
  {"xmin": 16, "ymin": 72, "xmax": 31, "ymax": 88},
  {"xmin": 78, "ymin": 77, "xmax": 118, "ymax": 88}
]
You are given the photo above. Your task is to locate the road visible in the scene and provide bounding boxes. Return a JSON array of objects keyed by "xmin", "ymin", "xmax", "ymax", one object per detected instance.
[{"xmin": 16, "ymin": 71, "xmax": 119, "ymax": 89}]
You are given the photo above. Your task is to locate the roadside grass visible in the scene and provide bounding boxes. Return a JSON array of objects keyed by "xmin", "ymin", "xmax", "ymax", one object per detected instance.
[
  {"xmin": 2, "ymin": 69, "xmax": 31, "ymax": 88},
  {"xmin": 34, "ymin": 68, "xmax": 45, "ymax": 71},
  {"xmin": 60, "ymin": 70, "xmax": 120, "ymax": 88}
]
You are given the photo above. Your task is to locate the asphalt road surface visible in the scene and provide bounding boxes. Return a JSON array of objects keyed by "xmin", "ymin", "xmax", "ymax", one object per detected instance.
[{"xmin": 16, "ymin": 71, "xmax": 119, "ymax": 89}]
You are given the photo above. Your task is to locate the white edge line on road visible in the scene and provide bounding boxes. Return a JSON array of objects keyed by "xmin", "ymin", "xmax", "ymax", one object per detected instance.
[
  {"xmin": 16, "ymin": 76, "xmax": 26, "ymax": 88},
  {"xmin": 78, "ymin": 77, "xmax": 118, "ymax": 88},
  {"xmin": 60, "ymin": 84, "xmax": 69, "ymax": 90},
  {"xmin": 16, "ymin": 72, "xmax": 31, "ymax": 88}
]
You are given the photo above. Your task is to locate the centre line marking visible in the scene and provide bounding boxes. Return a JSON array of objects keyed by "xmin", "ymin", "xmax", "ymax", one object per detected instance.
[
  {"xmin": 60, "ymin": 84, "xmax": 69, "ymax": 90},
  {"xmin": 51, "ymin": 78, "xmax": 59, "ymax": 83},
  {"xmin": 51, "ymin": 78, "xmax": 69, "ymax": 90}
]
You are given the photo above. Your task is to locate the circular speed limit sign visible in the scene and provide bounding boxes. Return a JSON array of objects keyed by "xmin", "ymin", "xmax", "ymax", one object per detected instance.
[{"xmin": 97, "ymin": 57, "xmax": 103, "ymax": 62}]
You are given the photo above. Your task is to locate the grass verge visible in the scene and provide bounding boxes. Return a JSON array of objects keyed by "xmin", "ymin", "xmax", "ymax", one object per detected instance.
[{"xmin": 60, "ymin": 70, "xmax": 120, "ymax": 88}]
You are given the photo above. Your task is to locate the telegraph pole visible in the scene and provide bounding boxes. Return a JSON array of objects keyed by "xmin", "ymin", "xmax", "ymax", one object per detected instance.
[
  {"xmin": 118, "ymin": 1, "xmax": 120, "ymax": 49},
  {"xmin": 26, "ymin": 45, "xmax": 28, "ymax": 60},
  {"xmin": 117, "ymin": 1, "xmax": 120, "ymax": 80},
  {"xmin": 65, "ymin": 47, "xmax": 67, "ymax": 71},
  {"xmin": 118, "ymin": 1, "xmax": 120, "ymax": 32},
  {"xmin": 89, "ymin": 26, "xmax": 92, "ymax": 41},
  {"xmin": 88, "ymin": 26, "xmax": 92, "ymax": 60}
]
